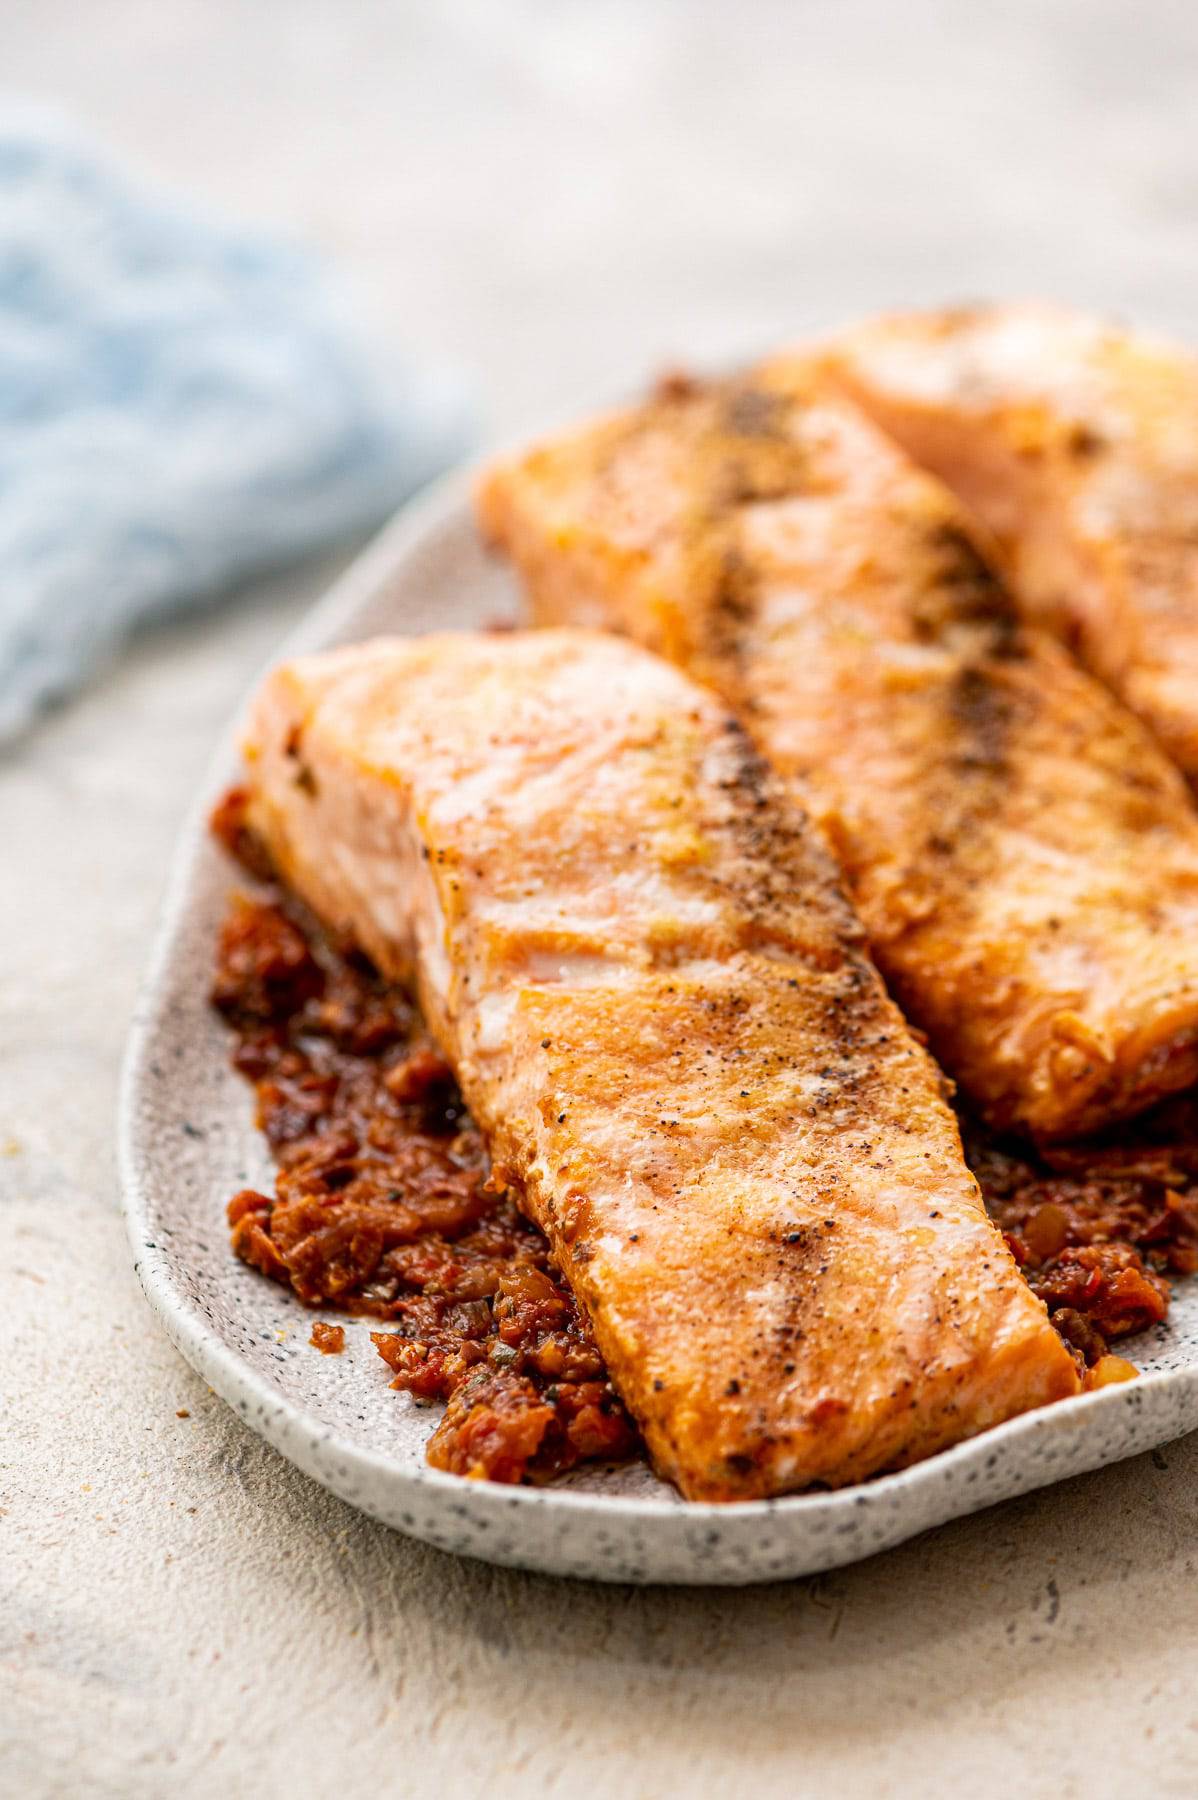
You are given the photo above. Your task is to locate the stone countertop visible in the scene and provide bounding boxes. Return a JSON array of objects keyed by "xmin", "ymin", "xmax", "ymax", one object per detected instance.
[{"xmin": 5, "ymin": 4, "xmax": 1198, "ymax": 1794}]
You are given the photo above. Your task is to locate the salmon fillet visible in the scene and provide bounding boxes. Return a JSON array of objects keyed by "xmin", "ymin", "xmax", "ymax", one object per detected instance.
[
  {"xmin": 820, "ymin": 304, "xmax": 1198, "ymax": 781},
  {"xmin": 478, "ymin": 367, "xmax": 1198, "ymax": 1141},
  {"xmin": 239, "ymin": 629, "xmax": 1077, "ymax": 1500}
]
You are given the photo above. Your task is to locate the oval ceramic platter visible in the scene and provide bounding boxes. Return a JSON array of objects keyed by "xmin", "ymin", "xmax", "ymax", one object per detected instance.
[{"xmin": 120, "ymin": 469, "xmax": 1198, "ymax": 1586}]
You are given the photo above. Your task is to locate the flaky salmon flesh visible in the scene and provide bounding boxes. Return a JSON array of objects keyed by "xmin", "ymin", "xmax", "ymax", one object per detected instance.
[
  {"xmin": 820, "ymin": 304, "xmax": 1198, "ymax": 784},
  {"xmin": 478, "ymin": 366, "xmax": 1198, "ymax": 1142},
  {"xmin": 239, "ymin": 630, "xmax": 1078, "ymax": 1501}
]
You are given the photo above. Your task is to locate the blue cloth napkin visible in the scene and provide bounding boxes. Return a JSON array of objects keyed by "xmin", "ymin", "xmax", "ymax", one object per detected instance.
[{"xmin": 0, "ymin": 113, "xmax": 473, "ymax": 743}]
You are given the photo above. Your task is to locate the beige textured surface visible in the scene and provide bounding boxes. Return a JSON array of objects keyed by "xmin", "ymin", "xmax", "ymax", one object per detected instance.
[{"xmin": 5, "ymin": 3, "xmax": 1198, "ymax": 1794}]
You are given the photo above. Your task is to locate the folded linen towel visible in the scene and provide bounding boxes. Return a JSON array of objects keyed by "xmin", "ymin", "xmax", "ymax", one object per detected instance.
[{"xmin": 0, "ymin": 112, "xmax": 473, "ymax": 743}]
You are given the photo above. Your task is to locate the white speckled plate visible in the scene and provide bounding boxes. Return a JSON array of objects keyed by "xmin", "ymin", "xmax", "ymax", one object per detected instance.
[{"xmin": 119, "ymin": 470, "xmax": 1198, "ymax": 1585}]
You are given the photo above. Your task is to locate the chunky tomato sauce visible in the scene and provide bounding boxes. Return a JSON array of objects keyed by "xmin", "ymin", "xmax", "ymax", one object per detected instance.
[
  {"xmin": 211, "ymin": 790, "xmax": 1198, "ymax": 1483},
  {"xmin": 211, "ymin": 791, "xmax": 637, "ymax": 1484},
  {"xmin": 964, "ymin": 1107, "xmax": 1197, "ymax": 1370}
]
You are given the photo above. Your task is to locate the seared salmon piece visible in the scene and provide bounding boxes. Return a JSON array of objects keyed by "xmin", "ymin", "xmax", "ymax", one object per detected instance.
[
  {"xmin": 240, "ymin": 630, "xmax": 1077, "ymax": 1501},
  {"xmin": 820, "ymin": 304, "xmax": 1198, "ymax": 781},
  {"xmin": 478, "ymin": 368, "xmax": 1198, "ymax": 1141}
]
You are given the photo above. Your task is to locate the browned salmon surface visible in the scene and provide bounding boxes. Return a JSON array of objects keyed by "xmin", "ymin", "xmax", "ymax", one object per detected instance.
[
  {"xmin": 821, "ymin": 304, "xmax": 1198, "ymax": 782},
  {"xmin": 239, "ymin": 629, "xmax": 1077, "ymax": 1500},
  {"xmin": 478, "ymin": 367, "xmax": 1198, "ymax": 1141}
]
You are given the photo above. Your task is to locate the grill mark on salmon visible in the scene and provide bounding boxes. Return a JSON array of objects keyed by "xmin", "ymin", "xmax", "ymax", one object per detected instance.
[
  {"xmin": 237, "ymin": 628, "xmax": 1078, "ymax": 1499},
  {"xmin": 918, "ymin": 519, "xmax": 1022, "ymax": 655},
  {"xmin": 478, "ymin": 364, "xmax": 1198, "ymax": 1140},
  {"xmin": 702, "ymin": 419, "xmax": 1025, "ymax": 966}
]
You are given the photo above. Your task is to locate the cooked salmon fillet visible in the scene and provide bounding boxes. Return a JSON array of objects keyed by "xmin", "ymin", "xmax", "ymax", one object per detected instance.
[
  {"xmin": 478, "ymin": 367, "xmax": 1198, "ymax": 1141},
  {"xmin": 239, "ymin": 629, "xmax": 1077, "ymax": 1500},
  {"xmin": 820, "ymin": 304, "xmax": 1198, "ymax": 781}
]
